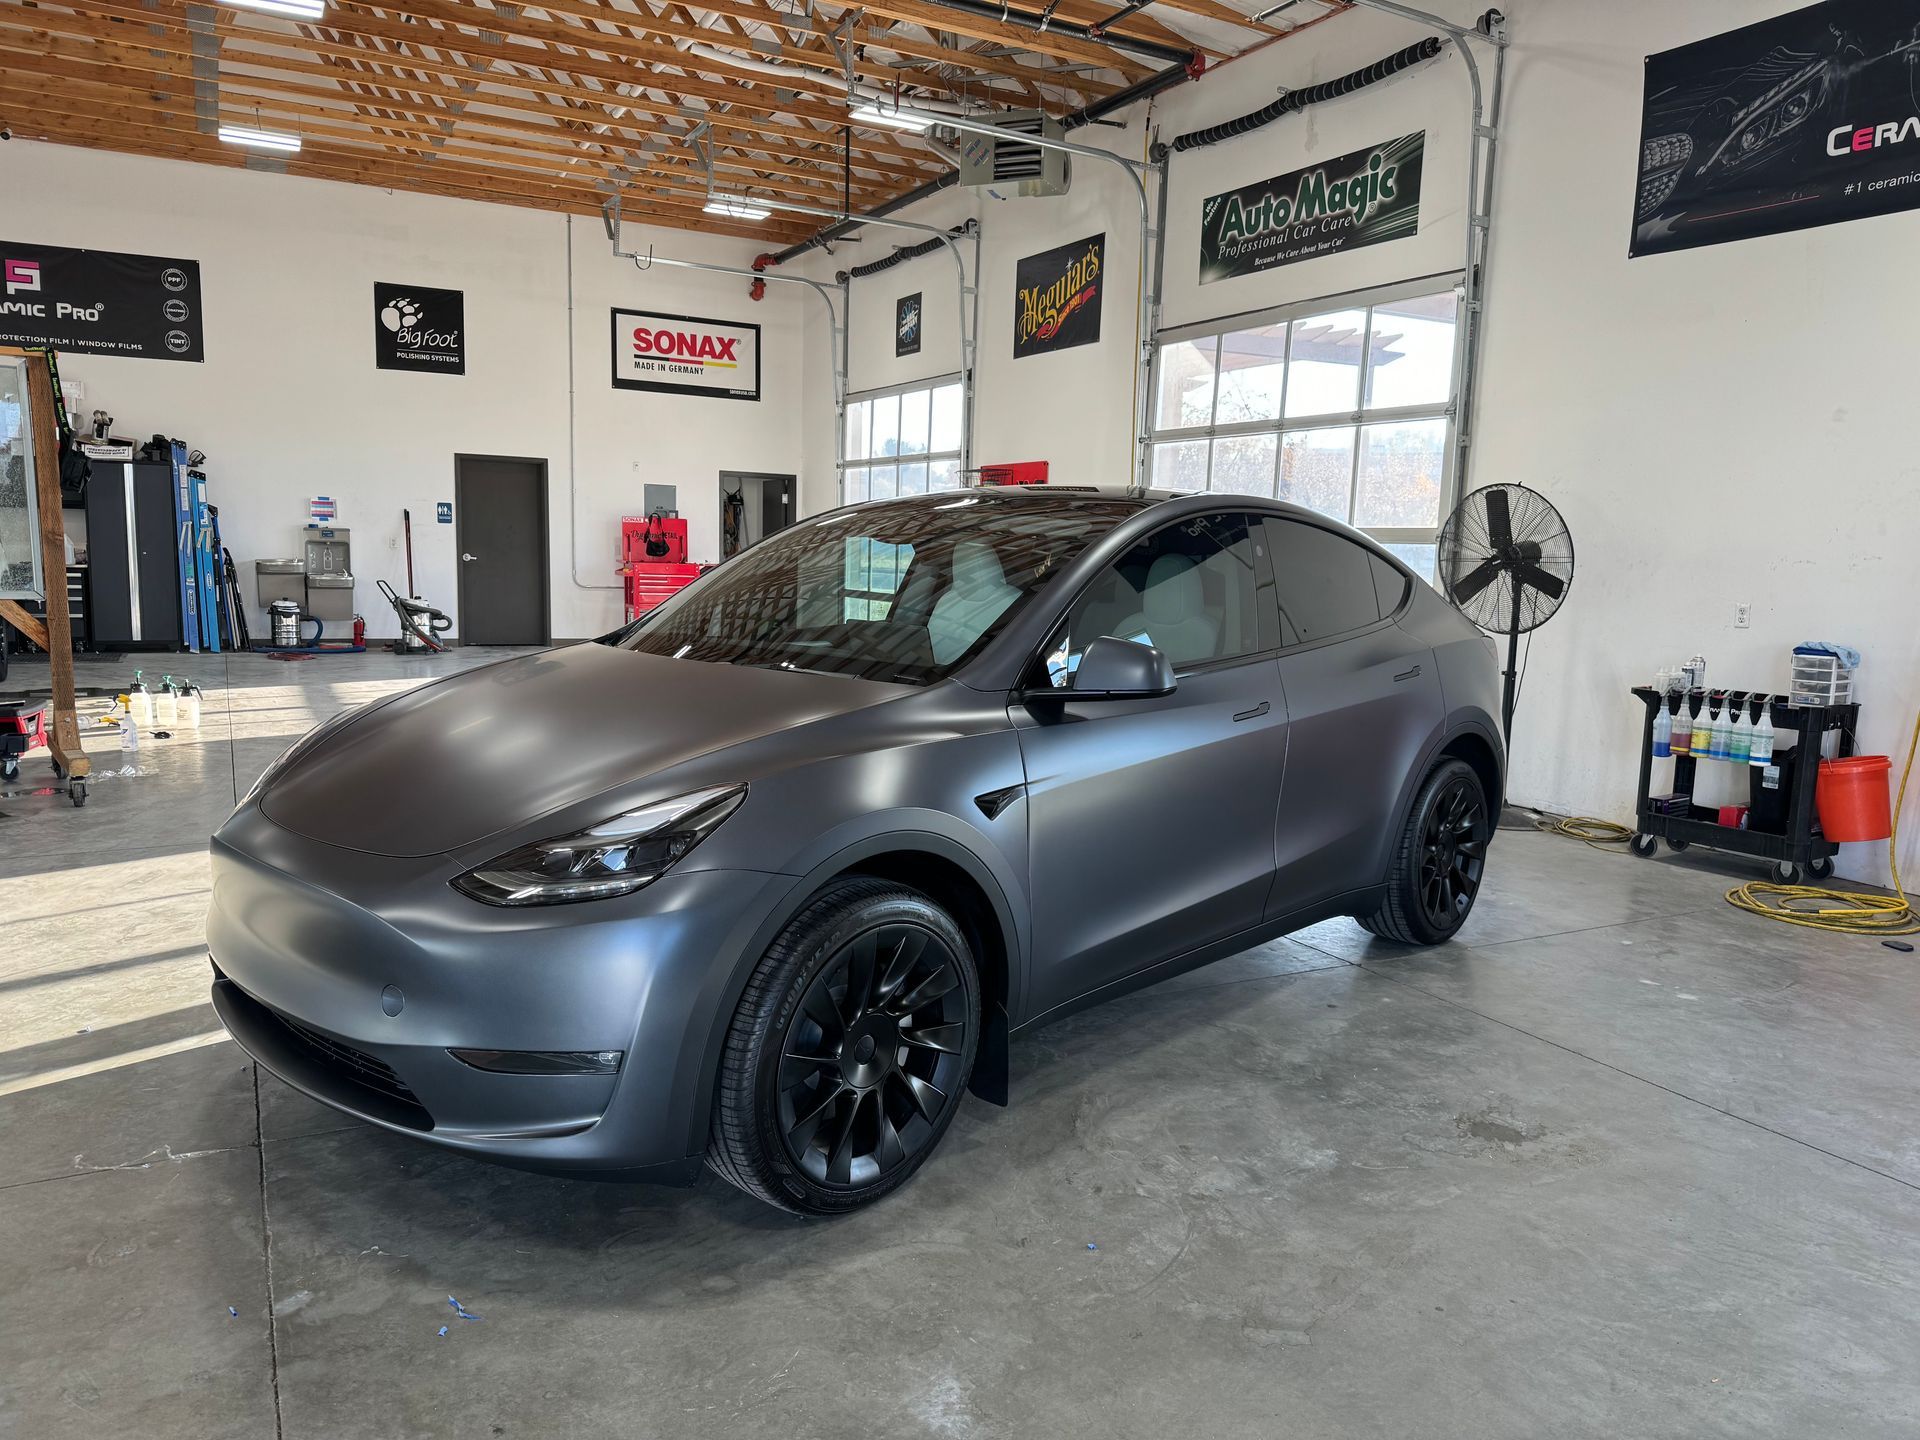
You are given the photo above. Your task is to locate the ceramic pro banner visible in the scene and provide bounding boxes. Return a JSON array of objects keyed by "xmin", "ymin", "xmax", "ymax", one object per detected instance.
[
  {"xmin": 0, "ymin": 243, "xmax": 203, "ymax": 361},
  {"xmin": 611, "ymin": 308, "xmax": 760, "ymax": 400},
  {"xmin": 1633, "ymin": 1, "xmax": 1920, "ymax": 257},
  {"xmin": 1013, "ymin": 234, "xmax": 1103, "ymax": 359},
  {"xmin": 1199, "ymin": 133, "xmax": 1424, "ymax": 285}
]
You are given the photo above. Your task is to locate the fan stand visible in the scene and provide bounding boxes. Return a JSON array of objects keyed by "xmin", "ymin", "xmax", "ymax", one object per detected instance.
[{"xmin": 1500, "ymin": 570, "xmax": 1522, "ymax": 746}]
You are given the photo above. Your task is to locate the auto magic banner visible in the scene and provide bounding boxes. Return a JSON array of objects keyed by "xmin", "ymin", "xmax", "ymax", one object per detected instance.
[
  {"xmin": 1632, "ymin": 0, "xmax": 1920, "ymax": 257},
  {"xmin": 1198, "ymin": 133, "xmax": 1424, "ymax": 285},
  {"xmin": 0, "ymin": 242, "xmax": 204, "ymax": 361},
  {"xmin": 1013, "ymin": 234, "xmax": 1103, "ymax": 359}
]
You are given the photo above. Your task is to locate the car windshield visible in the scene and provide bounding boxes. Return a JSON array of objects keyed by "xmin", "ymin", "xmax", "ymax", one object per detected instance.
[{"xmin": 618, "ymin": 496, "xmax": 1139, "ymax": 685}]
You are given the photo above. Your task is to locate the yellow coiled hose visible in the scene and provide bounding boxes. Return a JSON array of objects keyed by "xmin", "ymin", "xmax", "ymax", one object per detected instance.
[{"xmin": 1723, "ymin": 706, "xmax": 1920, "ymax": 936}]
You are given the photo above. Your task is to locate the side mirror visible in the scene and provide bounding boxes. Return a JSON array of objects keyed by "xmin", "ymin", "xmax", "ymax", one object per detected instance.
[{"xmin": 1039, "ymin": 635, "xmax": 1176, "ymax": 701}]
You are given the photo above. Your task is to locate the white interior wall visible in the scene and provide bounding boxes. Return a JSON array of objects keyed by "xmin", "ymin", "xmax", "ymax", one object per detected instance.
[
  {"xmin": 1, "ymin": 141, "xmax": 809, "ymax": 641},
  {"xmin": 802, "ymin": 0, "xmax": 1920, "ymax": 888}
]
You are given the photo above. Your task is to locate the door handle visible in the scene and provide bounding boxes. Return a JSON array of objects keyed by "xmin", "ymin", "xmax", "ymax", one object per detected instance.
[
  {"xmin": 461, "ymin": 552, "xmax": 478, "ymax": 563},
  {"xmin": 1233, "ymin": 701, "xmax": 1271, "ymax": 723},
  {"xmin": 1393, "ymin": 665, "xmax": 1422, "ymax": 683}
]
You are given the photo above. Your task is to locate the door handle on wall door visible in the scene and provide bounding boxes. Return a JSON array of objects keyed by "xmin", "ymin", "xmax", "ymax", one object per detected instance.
[{"xmin": 461, "ymin": 552, "xmax": 478, "ymax": 562}]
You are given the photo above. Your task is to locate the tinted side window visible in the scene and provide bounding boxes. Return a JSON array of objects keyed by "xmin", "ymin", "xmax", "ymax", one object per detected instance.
[
  {"xmin": 1264, "ymin": 518, "xmax": 1382, "ymax": 645},
  {"xmin": 1369, "ymin": 553, "xmax": 1409, "ymax": 617},
  {"xmin": 1046, "ymin": 512, "xmax": 1272, "ymax": 684}
]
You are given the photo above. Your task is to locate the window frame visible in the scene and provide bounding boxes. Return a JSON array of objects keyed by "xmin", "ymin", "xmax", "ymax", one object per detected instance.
[
  {"xmin": 1262, "ymin": 514, "xmax": 1407, "ymax": 655},
  {"xmin": 1149, "ymin": 273, "xmax": 1465, "ymax": 558},
  {"xmin": 1030, "ymin": 507, "xmax": 1287, "ymax": 687},
  {"xmin": 839, "ymin": 373, "xmax": 965, "ymax": 505}
]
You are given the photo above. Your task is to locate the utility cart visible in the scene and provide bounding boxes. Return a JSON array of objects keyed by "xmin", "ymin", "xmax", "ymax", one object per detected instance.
[{"xmin": 1629, "ymin": 686, "xmax": 1856, "ymax": 883}]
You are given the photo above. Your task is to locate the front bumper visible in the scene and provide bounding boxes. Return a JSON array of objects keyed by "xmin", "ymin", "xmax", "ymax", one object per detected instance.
[{"xmin": 207, "ymin": 804, "xmax": 796, "ymax": 1178}]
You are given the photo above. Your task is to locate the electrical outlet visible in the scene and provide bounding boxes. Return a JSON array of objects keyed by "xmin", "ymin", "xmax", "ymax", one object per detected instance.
[
  {"xmin": 389, "ymin": 536, "xmax": 398, "ymax": 550},
  {"xmin": 1735, "ymin": 602, "xmax": 1751, "ymax": 629}
]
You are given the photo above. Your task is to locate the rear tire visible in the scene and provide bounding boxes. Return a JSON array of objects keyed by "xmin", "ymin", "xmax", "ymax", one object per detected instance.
[
  {"xmin": 707, "ymin": 877, "xmax": 979, "ymax": 1215},
  {"xmin": 1358, "ymin": 758, "xmax": 1489, "ymax": 946}
]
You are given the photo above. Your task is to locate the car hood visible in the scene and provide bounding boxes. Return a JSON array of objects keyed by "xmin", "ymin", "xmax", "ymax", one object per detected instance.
[{"xmin": 258, "ymin": 642, "xmax": 908, "ymax": 858}]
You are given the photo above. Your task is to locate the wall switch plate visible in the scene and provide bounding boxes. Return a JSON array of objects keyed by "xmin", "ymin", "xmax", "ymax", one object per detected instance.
[{"xmin": 1735, "ymin": 602, "xmax": 1751, "ymax": 629}]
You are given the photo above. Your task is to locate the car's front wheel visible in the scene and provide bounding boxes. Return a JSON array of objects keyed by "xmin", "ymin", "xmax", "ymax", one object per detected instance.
[
  {"xmin": 707, "ymin": 877, "xmax": 979, "ymax": 1214},
  {"xmin": 1358, "ymin": 758, "xmax": 1489, "ymax": 945}
]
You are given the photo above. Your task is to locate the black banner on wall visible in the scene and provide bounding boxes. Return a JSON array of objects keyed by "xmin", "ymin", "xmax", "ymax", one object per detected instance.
[
  {"xmin": 1013, "ymin": 233, "xmax": 1103, "ymax": 359},
  {"xmin": 375, "ymin": 282, "xmax": 465, "ymax": 374},
  {"xmin": 895, "ymin": 292, "xmax": 922, "ymax": 358},
  {"xmin": 0, "ymin": 243, "xmax": 203, "ymax": 361},
  {"xmin": 1633, "ymin": 1, "xmax": 1920, "ymax": 257},
  {"xmin": 1199, "ymin": 133, "xmax": 1424, "ymax": 285}
]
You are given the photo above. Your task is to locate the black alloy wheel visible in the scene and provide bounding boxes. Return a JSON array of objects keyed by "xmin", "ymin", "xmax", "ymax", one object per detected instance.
[
  {"xmin": 708, "ymin": 878, "xmax": 979, "ymax": 1214},
  {"xmin": 1359, "ymin": 758, "xmax": 1490, "ymax": 945},
  {"xmin": 777, "ymin": 920, "xmax": 970, "ymax": 1188},
  {"xmin": 1417, "ymin": 771, "xmax": 1488, "ymax": 934}
]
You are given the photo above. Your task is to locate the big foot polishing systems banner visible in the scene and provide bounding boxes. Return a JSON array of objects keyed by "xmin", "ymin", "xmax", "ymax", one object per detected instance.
[
  {"xmin": 1633, "ymin": 0, "xmax": 1920, "ymax": 257},
  {"xmin": 1199, "ymin": 133, "xmax": 1424, "ymax": 285}
]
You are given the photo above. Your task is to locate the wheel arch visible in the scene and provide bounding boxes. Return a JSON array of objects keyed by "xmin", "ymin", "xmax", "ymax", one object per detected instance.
[{"xmin": 680, "ymin": 830, "xmax": 1025, "ymax": 1158}]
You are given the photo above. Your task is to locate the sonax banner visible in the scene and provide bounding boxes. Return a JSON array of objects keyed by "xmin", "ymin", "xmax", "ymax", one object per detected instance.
[
  {"xmin": 611, "ymin": 308, "xmax": 761, "ymax": 400},
  {"xmin": 0, "ymin": 242, "xmax": 203, "ymax": 361},
  {"xmin": 1199, "ymin": 133, "xmax": 1424, "ymax": 285},
  {"xmin": 1633, "ymin": 0, "xmax": 1920, "ymax": 257}
]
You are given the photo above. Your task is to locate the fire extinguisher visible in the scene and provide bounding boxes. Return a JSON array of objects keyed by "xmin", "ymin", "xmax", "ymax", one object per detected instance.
[{"xmin": 352, "ymin": 614, "xmax": 366, "ymax": 648}]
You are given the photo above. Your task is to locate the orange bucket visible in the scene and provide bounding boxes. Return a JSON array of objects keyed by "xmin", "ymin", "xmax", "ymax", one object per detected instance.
[{"xmin": 1816, "ymin": 756, "xmax": 1893, "ymax": 842}]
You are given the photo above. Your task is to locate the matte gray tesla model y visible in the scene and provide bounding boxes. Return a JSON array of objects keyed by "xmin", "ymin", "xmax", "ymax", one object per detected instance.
[{"xmin": 209, "ymin": 489, "xmax": 1502, "ymax": 1214}]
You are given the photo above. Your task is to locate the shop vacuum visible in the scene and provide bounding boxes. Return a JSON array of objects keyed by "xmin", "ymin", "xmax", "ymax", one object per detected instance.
[{"xmin": 383, "ymin": 508, "xmax": 453, "ymax": 653}]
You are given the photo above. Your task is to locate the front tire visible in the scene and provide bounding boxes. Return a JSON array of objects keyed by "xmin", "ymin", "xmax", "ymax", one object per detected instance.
[
  {"xmin": 1358, "ymin": 758, "xmax": 1489, "ymax": 946},
  {"xmin": 707, "ymin": 878, "xmax": 979, "ymax": 1215}
]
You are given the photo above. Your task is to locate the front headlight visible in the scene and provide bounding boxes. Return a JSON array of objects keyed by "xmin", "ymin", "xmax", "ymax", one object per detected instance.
[
  {"xmin": 451, "ymin": 784, "xmax": 746, "ymax": 907},
  {"xmin": 237, "ymin": 705, "xmax": 361, "ymax": 812}
]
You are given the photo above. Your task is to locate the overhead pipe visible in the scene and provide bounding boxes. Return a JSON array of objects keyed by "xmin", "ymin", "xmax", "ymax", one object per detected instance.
[{"xmin": 904, "ymin": 0, "xmax": 1196, "ymax": 67}]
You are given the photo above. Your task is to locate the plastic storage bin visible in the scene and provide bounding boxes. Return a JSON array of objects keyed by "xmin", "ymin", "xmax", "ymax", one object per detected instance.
[{"xmin": 1790, "ymin": 652, "xmax": 1853, "ymax": 706}]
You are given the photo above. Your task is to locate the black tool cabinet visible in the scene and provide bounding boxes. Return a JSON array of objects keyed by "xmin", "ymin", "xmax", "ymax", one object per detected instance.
[{"xmin": 1629, "ymin": 686, "xmax": 1855, "ymax": 883}]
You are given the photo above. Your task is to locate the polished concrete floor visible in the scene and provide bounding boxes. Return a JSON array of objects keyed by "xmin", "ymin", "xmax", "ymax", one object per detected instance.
[{"xmin": 3, "ymin": 648, "xmax": 1918, "ymax": 1438}]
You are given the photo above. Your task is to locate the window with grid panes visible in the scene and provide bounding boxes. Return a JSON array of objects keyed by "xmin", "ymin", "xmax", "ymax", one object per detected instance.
[
  {"xmin": 840, "ymin": 377, "xmax": 965, "ymax": 504},
  {"xmin": 1147, "ymin": 280, "xmax": 1462, "ymax": 581}
]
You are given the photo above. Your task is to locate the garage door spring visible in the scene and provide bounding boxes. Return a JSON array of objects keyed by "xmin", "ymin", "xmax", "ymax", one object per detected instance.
[{"xmin": 1154, "ymin": 36, "xmax": 1444, "ymax": 160}]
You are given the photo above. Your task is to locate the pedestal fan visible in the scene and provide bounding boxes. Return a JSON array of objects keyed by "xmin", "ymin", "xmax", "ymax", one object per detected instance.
[{"xmin": 1437, "ymin": 483, "xmax": 1575, "ymax": 744}]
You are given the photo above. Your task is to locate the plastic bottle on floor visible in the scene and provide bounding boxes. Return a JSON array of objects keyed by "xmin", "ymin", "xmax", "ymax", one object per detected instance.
[
  {"xmin": 129, "ymin": 672, "xmax": 155, "ymax": 729},
  {"xmin": 155, "ymin": 676, "xmax": 179, "ymax": 727},
  {"xmin": 179, "ymin": 682, "xmax": 201, "ymax": 730}
]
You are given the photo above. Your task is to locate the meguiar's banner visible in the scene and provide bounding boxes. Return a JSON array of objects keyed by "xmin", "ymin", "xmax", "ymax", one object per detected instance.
[
  {"xmin": 1199, "ymin": 133, "xmax": 1424, "ymax": 285},
  {"xmin": 0, "ymin": 242, "xmax": 204, "ymax": 360},
  {"xmin": 611, "ymin": 307, "xmax": 761, "ymax": 400},
  {"xmin": 1633, "ymin": 0, "xmax": 1920, "ymax": 257},
  {"xmin": 1013, "ymin": 234, "xmax": 1103, "ymax": 359}
]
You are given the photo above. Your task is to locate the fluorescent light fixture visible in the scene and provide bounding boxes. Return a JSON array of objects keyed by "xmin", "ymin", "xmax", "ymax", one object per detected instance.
[
  {"xmin": 848, "ymin": 103, "xmax": 932, "ymax": 133},
  {"xmin": 703, "ymin": 197, "xmax": 771, "ymax": 221},
  {"xmin": 219, "ymin": 124, "xmax": 302, "ymax": 153},
  {"xmin": 224, "ymin": 0, "xmax": 328, "ymax": 17}
]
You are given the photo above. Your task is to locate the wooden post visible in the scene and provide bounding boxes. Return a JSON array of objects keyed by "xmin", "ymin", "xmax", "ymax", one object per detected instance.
[{"xmin": 0, "ymin": 346, "xmax": 90, "ymax": 783}]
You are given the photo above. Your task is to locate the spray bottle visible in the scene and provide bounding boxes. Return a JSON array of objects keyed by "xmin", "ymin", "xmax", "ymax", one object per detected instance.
[
  {"xmin": 1750, "ymin": 698, "xmax": 1776, "ymax": 769},
  {"xmin": 1690, "ymin": 696, "xmax": 1712, "ymax": 759},
  {"xmin": 179, "ymin": 681, "xmax": 201, "ymax": 730},
  {"xmin": 1652, "ymin": 698, "xmax": 1672, "ymax": 758},
  {"xmin": 155, "ymin": 675, "xmax": 179, "ymax": 727},
  {"xmin": 1671, "ymin": 695, "xmax": 1692, "ymax": 758},
  {"xmin": 129, "ymin": 671, "xmax": 155, "ymax": 728},
  {"xmin": 1730, "ymin": 694, "xmax": 1753, "ymax": 764}
]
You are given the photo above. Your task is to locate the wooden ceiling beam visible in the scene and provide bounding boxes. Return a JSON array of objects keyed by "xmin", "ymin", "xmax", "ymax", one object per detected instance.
[
  {"xmin": 0, "ymin": 9, "xmax": 940, "ymax": 171},
  {"xmin": 0, "ymin": 30, "xmax": 923, "ymax": 193},
  {"xmin": 0, "ymin": 103, "xmax": 820, "ymax": 242},
  {"xmin": 0, "ymin": 64, "xmax": 905, "ymax": 208}
]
